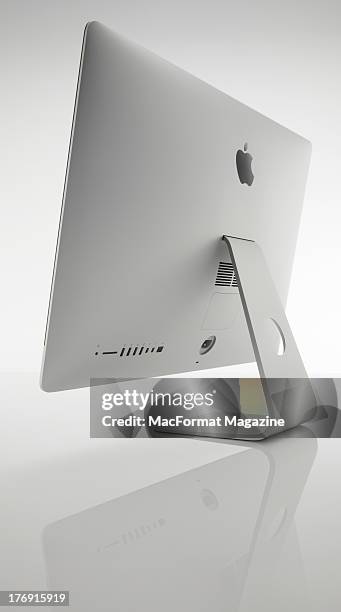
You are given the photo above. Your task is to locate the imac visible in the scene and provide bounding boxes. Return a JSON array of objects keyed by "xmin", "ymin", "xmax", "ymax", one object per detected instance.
[{"xmin": 41, "ymin": 22, "xmax": 315, "ymax": 435}]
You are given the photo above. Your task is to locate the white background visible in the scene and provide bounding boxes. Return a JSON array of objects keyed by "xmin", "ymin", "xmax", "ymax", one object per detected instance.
[
  {"xmin": 0, "ymin": 6, "xmax": 340, "ymax": 610},
  {"xmin": 1, "ymin": 0, "xmax": 340, "ymax": 376}
]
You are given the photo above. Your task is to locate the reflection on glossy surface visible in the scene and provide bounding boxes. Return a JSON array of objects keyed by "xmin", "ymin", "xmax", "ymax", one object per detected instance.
[
  {"xmin": 1, "ymin": 374, "xmax": 341, "ymax": 612},
  {"xmin": 90, "ymin": 377, "xmax": 341, "ymax": 439},
  {"xmin": 44, "ymin": 437, "xmax": 317, "ymax": 611}
]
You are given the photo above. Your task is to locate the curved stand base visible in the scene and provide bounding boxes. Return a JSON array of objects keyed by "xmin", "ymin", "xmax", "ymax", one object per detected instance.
[{"xmin": 222, "ymin": 235, "xmax": 316, "ymax": 435}]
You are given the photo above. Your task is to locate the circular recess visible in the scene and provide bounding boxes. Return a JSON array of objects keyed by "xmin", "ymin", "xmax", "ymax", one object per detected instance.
[
  {"xmin": 269, "ymin": 318, "xmax": 286, "ymax": 356},
  {"xmin": 199, "ymin": 335, "xmax": 216, "ymax": 355}
]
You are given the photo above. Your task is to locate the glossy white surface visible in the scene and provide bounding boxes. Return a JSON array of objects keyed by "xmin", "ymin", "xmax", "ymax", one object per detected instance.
[{"xmin": 0, "ymin": 373, "xmax": 340, "ymax": 611}]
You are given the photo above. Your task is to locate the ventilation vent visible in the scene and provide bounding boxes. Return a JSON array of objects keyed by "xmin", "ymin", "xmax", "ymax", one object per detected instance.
[
  {"xmin": 215, "ymin": 261, "xmax": 238, "ymax": 287},
  {"xmin": 95, "ymin": 345, "xmax": 165, "ymax": 357}
]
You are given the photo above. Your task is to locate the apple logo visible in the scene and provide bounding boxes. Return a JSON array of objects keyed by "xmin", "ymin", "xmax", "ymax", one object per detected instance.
[{"xmin": 236, "ymin": 142, "xmax": 254, "ymax": 186}]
